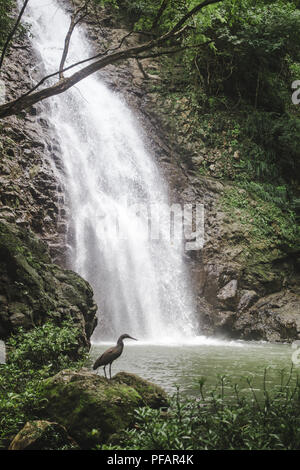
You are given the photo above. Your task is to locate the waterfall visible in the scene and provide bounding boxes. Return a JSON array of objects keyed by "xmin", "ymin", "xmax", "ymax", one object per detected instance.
[{"xmin": 23, "ymin": 0, "xmax": 198, "ymax": 342}]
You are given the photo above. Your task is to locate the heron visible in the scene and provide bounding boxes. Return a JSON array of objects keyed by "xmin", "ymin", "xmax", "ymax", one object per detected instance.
[{"xmin": 93, "ymin": 334, "xmax": 137, "ymax": 379}]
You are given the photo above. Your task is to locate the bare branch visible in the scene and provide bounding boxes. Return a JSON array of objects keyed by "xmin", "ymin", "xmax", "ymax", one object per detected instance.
[
  {"xmin": 59, "ymin": 1, "xmax": 90, "ymax": 79},
  {"xmin": 0, "ymin": 0, "xmax": 29, "ymax": 69},
  {"xmin": 136, "ymin": 41, "xmax": 213, "ymax": 60},
  {"xmin": 136, "ymin": 59, "xmax": 149, "ymax": 79},
  {"xmin": 0, "ymin": 0, "xmax": 223, "ymax": 118},
  {"xmin": 8, "ymin": 29, "xmax": 136, "ymax": 108}
]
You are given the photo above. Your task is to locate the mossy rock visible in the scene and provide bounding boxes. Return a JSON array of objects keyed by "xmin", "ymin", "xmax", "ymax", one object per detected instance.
[
  {"xmin": 0, "ymin": 220, "xmax": 97, "ymax": 350},
  {"xmin": 112, "ymin": 372, "xmax": 169, "ymax": 409},
  {"xmin": 8, "ymin": 420, "xmax": 79, "ymax": 450},
  {"xmin": 39, "ymin": 369, "xmax": 168, "ymax": 448}
]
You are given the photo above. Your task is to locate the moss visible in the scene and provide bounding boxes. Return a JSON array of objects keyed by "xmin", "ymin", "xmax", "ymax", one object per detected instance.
[
  {"xmin": 112, "ymin": 372, "xmax": 169, "ymax": 408},
  {"xmin": 0, "ymin": 220, "xmax": 97, "ymax": 349},
  {"xmin": 39, "ymin": 369, "xmax": 168, "ymax": 448},
  {"xmin": 40, "ymin": 379, "xmax": 141, "ymax": 445},
  {"xmin": 220, "ymin": 187, "xmax": 298, "ymax": 246},
  {"xmin": 218, "ymin": 186, "xmax": 300, "ymax": 292}
]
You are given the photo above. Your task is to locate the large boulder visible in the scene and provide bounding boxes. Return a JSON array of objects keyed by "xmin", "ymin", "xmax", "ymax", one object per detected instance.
[
  {"xmin": 233, "ymin": 290, "xmax": 300, "ymax": 342},
  {"xmin": 8, "ymin": 420, "xmax": 78, "ymax": 450},
  {"xmin": 0, "ymin": 220, "xmax": 97, "ymax": 348},
  {"xmin": 39, "ymin": 369, "xmax": 169, "ymax": 448}
]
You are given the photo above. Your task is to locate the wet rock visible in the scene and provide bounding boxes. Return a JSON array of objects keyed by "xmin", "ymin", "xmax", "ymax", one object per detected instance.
[
  {"xmin": 191, "ymin": 155, "xmax": 204, "ymax": 167},
  {"xmin": 233, "ymin": 291, "xmax": 300, "ymax": 342},
  {"xmin": 0, "ymin": 36, "xmax": 68, "ymax": 266},
  {"xmin": 9, "ymin": 420, "xmax": 78, "ymax": 450},
  {"xmin": 113, "ymin": 372, "xmax": 169, "ymax": 409},
  {"xmin": 217, "ymin": 280, "xmax": 238, "ymax": 309},
  {"xmin": 213, "ymin": 310, "xmax": 237, "ymax": 335},
  {"xmin": 238, "ymin": 290, "xmax": 258, "ymax": 312}
]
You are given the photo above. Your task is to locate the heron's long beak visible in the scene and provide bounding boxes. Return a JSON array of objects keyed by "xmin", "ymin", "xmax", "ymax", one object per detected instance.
[{"xmin": 129, "ymin": 336, "xmax": 137, "ymax": 341}]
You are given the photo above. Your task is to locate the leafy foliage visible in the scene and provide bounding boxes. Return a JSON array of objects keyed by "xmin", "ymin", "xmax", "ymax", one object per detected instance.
[
  {"xmin": 100, "ymin": 369, "xmax": 300, "ymax": 450},
  {"xmin": 243, "ymin": 112, "xmax": 300, "ymax": 182},
  {"xmin": 6, "ymin": 321, "xmax": 87, "ymax": 375},
  {"xmin": 0, "ymin": 0, "xmax": 16, "ymax": 49},
  {"xmin": 193, "ymin": 1, "xmax": 300, "ymax": 107},
  {"xmin": 0, "ymin": 320, "xmax": 87, "ymax": 449},
  {"xmin": 221, "ymin": 186, "xmax": 299, "ymax": 248}
]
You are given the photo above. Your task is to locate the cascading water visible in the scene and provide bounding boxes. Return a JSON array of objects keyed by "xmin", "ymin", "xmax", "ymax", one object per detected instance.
[{"xmin": 23, "ymin": 0, "xmax": 198, "ymax": 342}]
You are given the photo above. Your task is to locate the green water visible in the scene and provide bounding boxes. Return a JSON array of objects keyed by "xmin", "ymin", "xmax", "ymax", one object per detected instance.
[
  {"xmin": 2, "ymin": 336, "xmax": 298, "ymax": 398},
  {"xmin": 90, "ymin": 339, "xmax": 299, "ymax": 398}
]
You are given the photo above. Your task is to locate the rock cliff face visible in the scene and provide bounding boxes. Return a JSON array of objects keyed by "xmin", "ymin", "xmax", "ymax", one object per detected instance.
[
  {"xmin": 0, "ymin": 25, "xmax": 98, "ymax": 345},
  {"xmin": 1, "ymin": 34, "xmax": 68, "ymax": 264},
  {"xmin": 77, "ymin": 3, "xmax": 300, "ymax": 342},
  {"xmin": 0, "ymin": 220, "xmax": 97, "ymax": 344}
]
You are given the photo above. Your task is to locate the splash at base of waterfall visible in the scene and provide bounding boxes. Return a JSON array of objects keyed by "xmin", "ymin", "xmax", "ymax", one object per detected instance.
[{"xmin": 92, "ymin": 335, "xmax": 246, "ymax": 347}]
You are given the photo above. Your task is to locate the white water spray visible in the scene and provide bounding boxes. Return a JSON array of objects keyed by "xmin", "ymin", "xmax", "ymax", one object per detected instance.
[{"xmin": 23, "ymin": 0, "xmax": 198, "ymax": 342}]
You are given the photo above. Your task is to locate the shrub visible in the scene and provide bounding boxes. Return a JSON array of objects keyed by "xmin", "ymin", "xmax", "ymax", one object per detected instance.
[
  {"xmin": 101, "ymin": 369, "xmax": 300, "ymax": 450},
  {"xmin": 0, "ymin": 320, "xmax": 87, "ymax": 448},
  {"xmin": 6, "ymin": 320, "xmax": 87, "ymax": 376}
]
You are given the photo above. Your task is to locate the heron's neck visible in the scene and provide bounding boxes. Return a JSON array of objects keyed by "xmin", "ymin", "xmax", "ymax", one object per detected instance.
[{"xmin": 117, "ymin": 338, "xmax": 124, "ymax": 347}]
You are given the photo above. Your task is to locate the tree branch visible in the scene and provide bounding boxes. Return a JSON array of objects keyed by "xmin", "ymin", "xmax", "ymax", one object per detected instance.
[
  {"xmin": 136, "ymin": 41, "xmax": 213, "ymax": 61},
  {"xmin": 0, "ymin": 0, "xmax": 223, "ymax": 118},
  {"xmin": 59, "ymin": 1, "xmax": 90, "ymax": 79},
  {"xmin": 0, "ymin": 0, "xmax": 29, "ymax": 70},
  {"xmin": 6, "ymin": 29, "xmax": 136, "ymax": 109}
]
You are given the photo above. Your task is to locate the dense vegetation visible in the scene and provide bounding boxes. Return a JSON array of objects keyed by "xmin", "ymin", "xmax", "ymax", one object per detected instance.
[
  {"xmin": 0, "ymin": 321, "xmax": 87, "ymax": 449},
  {"xmin": 2, "ymin": 323, "xmax": 300, "ymax": 450},
  {"xmin": 101, "ymin": 370, "xmax": 300, "ymax": 450}
]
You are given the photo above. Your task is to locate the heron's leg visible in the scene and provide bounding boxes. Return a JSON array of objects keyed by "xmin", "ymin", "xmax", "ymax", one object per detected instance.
[
  {"xmin": 103, "ymin": 366, "xmax": 107, "ymax": 379},
  {"xmin": 109, "ymin": 363, "xmax": 112, "ymax": 380}
]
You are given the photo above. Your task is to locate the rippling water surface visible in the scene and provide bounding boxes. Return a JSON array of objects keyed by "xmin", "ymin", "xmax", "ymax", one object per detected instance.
[{"xmin": 91, "ymin": 339, "xmax": 298, "ymax": 397}]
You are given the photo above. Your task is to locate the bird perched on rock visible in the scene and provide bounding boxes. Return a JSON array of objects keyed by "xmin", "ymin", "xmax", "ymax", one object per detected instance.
[{"xmin": 93, "ymin": 334, "xmax": 137, "ymax": 379}]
